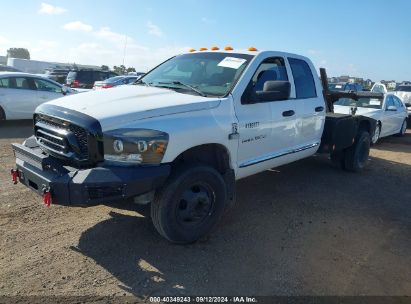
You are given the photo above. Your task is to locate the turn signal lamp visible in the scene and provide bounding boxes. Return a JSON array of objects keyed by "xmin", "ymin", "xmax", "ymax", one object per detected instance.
[
  {"xmin": 248, "ymin": 47, "xmax": 258, "ymax": 51},
  {"xmin": 199, "ymin": 47, "xmax": 208, "ymax": 51},
  {"xmin": 189, "ymin": 48, "xmax": 196, "ymax": 52},
  {"xmin": 224, "ymin": 46, "xmax": 233, "ymax": 51},
  {"xmin": 211, "ymin": 46, "xmax": 219, "ymax": 51}
]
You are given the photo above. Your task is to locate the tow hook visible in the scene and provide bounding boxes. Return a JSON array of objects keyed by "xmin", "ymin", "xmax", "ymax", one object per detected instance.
[
  {"xmin": 42, "ymin": 187, "xmax": 52, "ymax": 208},
  {"xmin": 10, "ymin": 169, "xmax": 19, "ymax": 184}
]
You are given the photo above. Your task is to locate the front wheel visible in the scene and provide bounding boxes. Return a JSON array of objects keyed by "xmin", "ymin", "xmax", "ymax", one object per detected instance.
[
  {"xmin": 371, "ymin": 123, "xmax": 381, "ymax": 145},
  {"xmin": 151, "ymin": 165, "xmax": 227, "ymax": 244},
  {"xmin": 344, "ymin": 131, "xmax": 371, "ymax": 172},
  {"xmin": 397, "ymin": 119, "xmax": 407, "ymax": 136}
]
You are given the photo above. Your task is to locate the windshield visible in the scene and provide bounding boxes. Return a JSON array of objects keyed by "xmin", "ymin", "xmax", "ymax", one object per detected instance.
[
  {"xmin": 138, "ymin": 52, "xmax": 253, "ymax": 97},
  {"xmin": 371, "ymin": 84, "xmax": 386, "ymax": 93},
  {"xmin": 335, "ymin": 97, "xmax": 383, "ymax": 109},
  {"xmin": 397, "ymin": 86, "xmax": 411, "ymax": 92}
]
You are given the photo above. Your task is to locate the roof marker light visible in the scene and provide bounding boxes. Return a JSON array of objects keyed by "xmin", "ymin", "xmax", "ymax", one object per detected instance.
[
  {"xmin": 189, "ymin": 48, "xmax": 196, "ymax": 52},
  {"xmin": 224, "ymin": 46, "xmax": 233, "ymax": 51},
  {"xmin": 248, "ymin": 47, "xmax": 258, "ymax": 51},
  {"xmin": 199, "ymin": 47, "xmax": 208, "ymax": 51}
]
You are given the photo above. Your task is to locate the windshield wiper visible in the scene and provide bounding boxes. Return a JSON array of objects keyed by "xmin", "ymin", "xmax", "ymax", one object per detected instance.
[
  {"xmin": 157, "ymin": 81, "xmax": 207, "ymax": 97},
  {"xmin": 134, "ymin": 79, "xmax": 150, "ymax": 86}
]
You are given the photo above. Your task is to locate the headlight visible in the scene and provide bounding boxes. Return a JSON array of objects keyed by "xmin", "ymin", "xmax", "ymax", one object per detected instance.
[{"xmin": 103, "ymin": 129, "xmax": 169, "ymax": 165}]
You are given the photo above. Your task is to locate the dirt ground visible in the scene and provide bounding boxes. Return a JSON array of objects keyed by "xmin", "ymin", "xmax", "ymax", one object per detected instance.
[{"xmin": 0, "ymin": 120, "xmax": 410, "ymax": 298}]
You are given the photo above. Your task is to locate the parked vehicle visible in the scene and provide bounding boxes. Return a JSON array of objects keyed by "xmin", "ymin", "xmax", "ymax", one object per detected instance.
[
  {"xmin": 0, "ymin": 72, "xmax": 77, "ymax": 120},
  {"xmin": 66, "ymin": 69, "xmax": 117, "ymax": 89},
  {"xmin": 334, "ymin": 93, "xmax": 408, "ymax": 144},
  {"xmin": 93, "ymin": 75, "xmax": 139, "ymax": 89},
  {"xmin": 44, "ymin": 68, "xmax": 70, "ymax": 84},
  {"xmin": 11, "ymin": 49, "xmax": 376, "ymax": 243},
  {"xmin": 371, "ymin": 82, "xmax": 388, "ymax": 94},
  {"xmin": 329, "ymin": 82, "xmax": 363, "ymax": 92},
  {"xmin": 394, "ymin": 85, "xmax": 411, "ymax": 118}
]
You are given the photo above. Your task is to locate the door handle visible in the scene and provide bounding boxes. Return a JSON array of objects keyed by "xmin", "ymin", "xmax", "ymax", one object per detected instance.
[
  {"xmin": 282, "ymin": 110, "xmax": 295, "ymax": 117},
  {"xmin": 315, "ymin": 106, "xmax": 324, "ymax": 112}
]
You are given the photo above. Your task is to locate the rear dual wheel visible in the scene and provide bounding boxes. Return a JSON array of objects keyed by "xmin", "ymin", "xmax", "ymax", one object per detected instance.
[{"xmin": 331, "ymin": 130, "xmax": 371, "ymax": 172}]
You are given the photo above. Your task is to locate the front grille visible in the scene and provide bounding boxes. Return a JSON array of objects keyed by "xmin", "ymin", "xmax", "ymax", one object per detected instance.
[{"xmin": 35, "ymin": 114, "xmax": 89, "ymax": 160}]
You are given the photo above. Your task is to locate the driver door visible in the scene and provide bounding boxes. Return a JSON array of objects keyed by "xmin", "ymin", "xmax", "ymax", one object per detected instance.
[{"xmin": 234, "ymin": 57, "xmax": 298, "ymax": 177}]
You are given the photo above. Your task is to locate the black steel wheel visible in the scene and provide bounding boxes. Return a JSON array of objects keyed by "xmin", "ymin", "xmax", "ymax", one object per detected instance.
[
  {"xmin": 344, "ymin": 131, "xmax": 371, "ymax": 172},
  {"xmin": 151, "ymin": 165, "xmax": 227, "ymax": 244}
]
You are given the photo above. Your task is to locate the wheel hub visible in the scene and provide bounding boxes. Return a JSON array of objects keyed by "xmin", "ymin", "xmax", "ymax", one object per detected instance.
[{"xmin": 177, "ymin": 184, "xmax": 213, "ymax": 225}]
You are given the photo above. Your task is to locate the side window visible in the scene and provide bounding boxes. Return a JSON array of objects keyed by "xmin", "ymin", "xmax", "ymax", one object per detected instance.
[
  {"xmin": 34, "ymin": 78, "xmax": 61, "ymax": 93},
  {"xmin": 288, "ymin": 58, "xmax": 317, "ymax": 99},
  {"xmin": 0, "ymin": 78, "xmax": 9, "ymax": 88},
  {"xmin": 385, "ymin": 96, "xmax": 395, "ymax": 109},
  {"xmin": 252, "ymin": 57, "xmax": 288, "ymax": 91},
  {"xmin": 393, "ymin": 96, "xmax": 403, "ymax": 108},
  {"xmin": 9, "ymin": 77, "xmax": 37, "ymax": 90}
]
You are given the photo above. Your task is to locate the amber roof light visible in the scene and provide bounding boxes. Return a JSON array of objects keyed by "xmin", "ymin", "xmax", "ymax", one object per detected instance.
[
  {"xmin": 189, "ymin": 48, "xmax": 196, "ymax": 52},
  {"xmin": 224, "ymin": 46, "xmax": 234, "ymax": 51},
  {"xmin": 248, "ymin": 47, "xmax": 258, "ymax": 51},
  {"xmin": 211, "ymin": 46, "xmax": 220, "ymax": 51},
  {"xmin": 199, "ymin": 47, "xmax": 208, "ymax": 51}
]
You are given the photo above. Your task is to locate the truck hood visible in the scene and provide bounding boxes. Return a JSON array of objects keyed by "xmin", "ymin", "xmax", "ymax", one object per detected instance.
[
  {"xmin": 45, "ymin": 85, "xmax": 220, "ymax": 129},
  {"xmin": 333, "ymin": 105, "xmax": 382, "ymax": 119}
]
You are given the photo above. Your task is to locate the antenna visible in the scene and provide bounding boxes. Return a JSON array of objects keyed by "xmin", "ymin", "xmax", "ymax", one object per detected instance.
[{"xmin": 122, "ymin": 35, "xmax": 128, "ymax": 67}]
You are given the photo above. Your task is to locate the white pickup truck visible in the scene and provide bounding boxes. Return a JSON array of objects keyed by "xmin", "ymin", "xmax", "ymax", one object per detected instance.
[{"xmin": 11, "ymin": 48, "xmax": 376, "ymax": 243}]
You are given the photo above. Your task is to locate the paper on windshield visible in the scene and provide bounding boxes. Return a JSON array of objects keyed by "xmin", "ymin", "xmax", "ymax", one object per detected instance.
[
  {"xmin": 218, "ymin": 57, "xmax": 247, "ymax": 69},
  {"xmin": 369, "ymin": 99, "xmax": 381, "ymax": 106}
]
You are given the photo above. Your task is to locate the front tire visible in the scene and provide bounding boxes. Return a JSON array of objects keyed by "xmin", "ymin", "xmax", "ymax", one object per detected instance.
[
  {"xmin": 344, "ymin": 131, "xmax": 371, "ymax": 172},
  {"xmin": 0, "ymin": 106, "xmax": 5, "ymax": 120},
  {"xmin": 371, "ymin": 123, "xmax": 381, "ymax": 145},
  {"xmin": 151, "ymin": 165, "xmax": 227, "ymax": 244},
  {"xmin": 397, "ymin": 119, "xmax": 407, "ymax": 136}
]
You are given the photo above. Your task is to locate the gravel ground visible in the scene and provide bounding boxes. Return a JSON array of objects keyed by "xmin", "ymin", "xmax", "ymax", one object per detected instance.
[{"xmin": 0, "ymin": 120, "xmax": 410, "ymax": 298}]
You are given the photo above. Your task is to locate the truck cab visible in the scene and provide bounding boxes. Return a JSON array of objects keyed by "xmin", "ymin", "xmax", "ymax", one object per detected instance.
[{"xmin": 11, "ymin": 48, "xmax": 375, "ymax": 243}]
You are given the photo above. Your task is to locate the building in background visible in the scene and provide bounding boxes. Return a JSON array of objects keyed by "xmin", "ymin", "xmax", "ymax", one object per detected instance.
[
  {"xmin": 6, "ymin": 58, "xmax": 99, "ymax": 74},
  {"xmin": 0, "ymin": 56, "xmax": 7, "ymax": 65}
]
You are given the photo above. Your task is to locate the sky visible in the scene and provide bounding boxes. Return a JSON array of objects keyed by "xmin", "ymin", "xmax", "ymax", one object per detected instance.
[{"xmin": 0, "ymin": 0, "xmax": 410, "ymax": 81}]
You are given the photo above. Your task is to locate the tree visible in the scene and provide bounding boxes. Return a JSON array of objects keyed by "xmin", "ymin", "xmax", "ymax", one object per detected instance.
[
  {"xmin": 7, "ymin": 48, "xmax": 30, "ymax": 60},
  {"xmin": 101, "ymin": 65, "xmax": 109, "ymax": 71},
  {"xmin": 126, "ymin": 67, "xmax": 136, "ymax": 73},
  {"xmin": 113, "ymin": 65, "xmax": 126, "ymax": 75}
]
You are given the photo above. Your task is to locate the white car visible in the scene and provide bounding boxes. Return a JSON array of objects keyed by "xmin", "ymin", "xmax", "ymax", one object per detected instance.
[
  {"xmin": 0, "ymin": 72, "xmax": 77, "ymax": 120},
  {"xmin": 334, "ymin": 93, "xmax": 408, "ymax": 144},
  {"xmin": 394, "ymin": 85, "xmax": 411, "ymax": 118}
]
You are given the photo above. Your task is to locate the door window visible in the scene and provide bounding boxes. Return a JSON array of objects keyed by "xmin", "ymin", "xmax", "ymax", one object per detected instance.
[
  {"xmin": 252, "ymin": 57, "xmax": 288, "ymax": 92},
  {"xmin": 0, "ymin": 78, "xmax": 9, "ymax": 88},
  {"xmin": 34, "ymin": 78, "xmax": 61, "ymax": 93},
  {"xmin": 288, "ymin": 58, "xmax": 317, "ymax": 99},
  {"xmin": 393, "ymin": 96, "xmax": 404, "ymax": 108},
  {"xmin": 7, "ymin": 77, "xmax": 37, "ymax": 90},
  {"xmin": 385, "ymin": 96, "xmax": 395, "ymax": 110}
]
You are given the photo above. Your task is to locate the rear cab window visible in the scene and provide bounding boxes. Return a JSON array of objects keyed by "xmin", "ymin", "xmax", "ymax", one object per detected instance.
[{"xmin": 288, "ymin": 57, "xmax": 317, "ymax": 99}]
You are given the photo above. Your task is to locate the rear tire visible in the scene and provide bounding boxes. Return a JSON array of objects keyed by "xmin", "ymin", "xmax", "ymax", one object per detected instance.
[
  {"xmin": 151, "ymin": 165, "xmax": 227, "ymax": 244},
  {"xmin": 344, "ymin": 131, "xmax": 371, "ymax": 172}
]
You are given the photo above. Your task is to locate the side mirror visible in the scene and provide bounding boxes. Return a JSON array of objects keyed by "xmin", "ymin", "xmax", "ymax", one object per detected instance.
[
  {"xmin": 61, "ymin": 85, "xmax": 68, "ymax": 95},
  {"xmin": 405, "ymin": 102, "xmax": 411, "ymax": 107},
  {"xmin": 386, "ymin": 105, "xmax": 397, "ymax": 111},
  {"xmin": 254, "ymin": 81, "xmax": 291, "ymax": 102}
]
